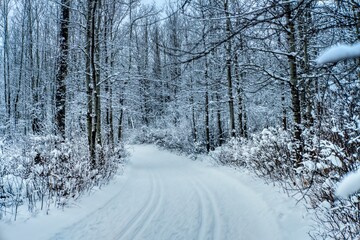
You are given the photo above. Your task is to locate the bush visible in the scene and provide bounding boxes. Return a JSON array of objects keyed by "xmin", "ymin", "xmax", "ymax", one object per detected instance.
[
  {"xmin": 129, "ymin": 126, "xmax": 204, "ymax": 155},
  {"xmin": 211, "ymin": 126, "xmax": 360, "ymax": 239},
  {"xmin": 0, "ymin": 135, "xmax": 126, "ymax": 221}
]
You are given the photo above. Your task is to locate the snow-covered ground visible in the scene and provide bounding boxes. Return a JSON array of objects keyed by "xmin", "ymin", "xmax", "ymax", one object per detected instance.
[{"xmin": 0, "ymin": 145, "xmax": 312, "ymax": 240}]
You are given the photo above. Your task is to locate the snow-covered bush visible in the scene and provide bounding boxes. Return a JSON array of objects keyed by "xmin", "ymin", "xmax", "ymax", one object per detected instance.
[
  {"xmin": 129, "ymin": 126, "xmax": 204, "ymax": 155},
  {"xmin": 0, "ymin": 135, "xmax": 126, "ymax": 221},
  {"xmin": 309, "ymin": 120, "xmax": 360, "ymax": 239},
  {"xmin": 212, "ymin": 122, "xmax": 360, "ymax": 239},
  {"xmin": 212, "ymin": 128, "xmax": 294, "ymax": 183}
]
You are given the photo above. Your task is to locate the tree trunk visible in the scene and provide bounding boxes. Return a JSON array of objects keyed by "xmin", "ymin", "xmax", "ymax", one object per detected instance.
[
  {"xmin": 234, "ymin": 51, "xmax": 244, "ymax": 137},
  {"xmin": 104, "ymin": 3, "xmax": 114, "ymax": 148},
  {"xmin": 94, "ymin": 0, "xmax": 101, "ymax": 147},
  {"xmin": 205, "ymin": 59, "xmax": 210, "ymax": 152},
  {"xmin": 26, "ymin": 0, "xmax": 40, "ymax": 134},
  {"xmin": 281, "ymin": 80, "xmax": 287, "ymax": 130},
  {"xmin": 3, "ymin": 0, "xmax": 11, "ymax": 131},
  {"xmin": 225, "ymin": 0, "xmax": 236, "ymax": 138},
  {"xmin": 14, "ymin": 10, "xmax": 26, "ymax": 130},
  {"xmin": 285, "ymin": 2, "xmax": 302, "ymax": 166},
  {"xmin": 86, "ymin": 0, "xmax": 97, "ymax": 166},
  {"xmin": 143, "ymin": 20, "xmax": 150, "ymax": 126},
  {"xmin": 190, "ymin": 72, "xmax": 197, "ymax": 143},
  {"xmin": 243, "ymin": 105, "xmax": 248, "ymax": 138},
  {"xmin": 216, "ymin": 93, "xmax": 224, "ymax": 146},
  {"xmin": 55, "ymin": 0, "xmax": 70, "ymax": 140},
  {"xmin": 118, "ymin": 0, "xmax": 134, "ymax": 142}
]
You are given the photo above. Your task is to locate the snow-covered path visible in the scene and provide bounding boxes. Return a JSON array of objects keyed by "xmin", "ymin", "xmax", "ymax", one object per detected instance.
[{"xmin": 0, "ymin": 145, "xmax": 311, "ymax": 240}]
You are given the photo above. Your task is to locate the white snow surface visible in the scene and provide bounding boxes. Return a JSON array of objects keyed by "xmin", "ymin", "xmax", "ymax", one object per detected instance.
[
  {"xmin": 0, "ymin": 145, "xmax": 312, "ymax": 240},
  {"xmin": 316, "ymin": 42, "xmax": 360, "ymax": 65},
  {"xmin": 336, "ymin": 168, "xmax": 360, "ymax": 198}
]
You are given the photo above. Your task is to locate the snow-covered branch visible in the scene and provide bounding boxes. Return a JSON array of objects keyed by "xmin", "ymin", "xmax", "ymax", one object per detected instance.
[
  {"xmin": 335, "ymin": 169, "xmax": 360, "ymax": 199},
  {"xmin": 316, "ymin": 42, "xmax": 360, "ymax": 65}
]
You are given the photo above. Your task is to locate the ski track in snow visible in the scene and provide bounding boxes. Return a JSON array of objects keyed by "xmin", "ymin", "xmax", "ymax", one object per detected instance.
[
  {"xmin": 192, "ymin": 178, "xmax": 221, "ymax": 240},
  {"xmin": 0, "ymin": 145, "xmax": 312, "ymax": 240},
  {"xmin": 115, "ymin": 173, "xmax": 164, "ymax": 240}
]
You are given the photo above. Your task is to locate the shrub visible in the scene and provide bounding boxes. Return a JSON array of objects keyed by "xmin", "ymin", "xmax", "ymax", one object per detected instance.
[{"xmin": 0, "ymin": 135, "xmax": 126, "ymax": 221}]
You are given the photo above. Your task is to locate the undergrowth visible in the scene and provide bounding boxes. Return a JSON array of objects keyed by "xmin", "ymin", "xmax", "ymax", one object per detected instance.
[{"xmin": 0, "ymin": 135, "xmax": 126, "ymax": 221}]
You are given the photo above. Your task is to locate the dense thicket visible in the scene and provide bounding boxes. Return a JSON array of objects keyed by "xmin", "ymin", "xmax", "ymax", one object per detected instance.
[{"xmin": 0, "ymin": 0, "xmax": 359, "ymax": 238}]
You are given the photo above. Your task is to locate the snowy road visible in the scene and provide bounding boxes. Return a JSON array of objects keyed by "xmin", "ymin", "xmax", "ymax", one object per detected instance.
[{"xmin": 0, "ymin": 145, "xmax": 311, "ymax": 240}]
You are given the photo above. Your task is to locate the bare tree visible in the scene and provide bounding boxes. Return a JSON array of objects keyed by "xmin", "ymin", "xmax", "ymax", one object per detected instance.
[{"xmin": 55, "ymin": 0, "xmax": 70, "ymax": 139}]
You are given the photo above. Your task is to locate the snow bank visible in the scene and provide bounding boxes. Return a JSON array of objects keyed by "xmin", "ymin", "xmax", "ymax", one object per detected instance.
[
  {"xmin": 316, "ymin": 42, "xmax": 360, "ymax": 65},
  {"xmin": 335, "ymin": 169, "xmax": 360, "ymax": 198}
]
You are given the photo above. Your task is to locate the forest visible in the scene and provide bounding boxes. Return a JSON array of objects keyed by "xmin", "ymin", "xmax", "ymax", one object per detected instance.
[{"xmin": 0, "ymin": 0, "xmax": 359, "ymax": 239}]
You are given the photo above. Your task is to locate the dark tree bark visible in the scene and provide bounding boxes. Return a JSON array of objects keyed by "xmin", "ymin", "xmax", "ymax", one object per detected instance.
[
  {"xmin": 224, "ymin": 0, "xmax": 236, "ymax": 138},
  {"xmin": 216, "ymin": 93, "xmax": 224, "ymax": 146},
  {"xmin": 104, "ymin": 1, "xmax": 115, "ymax": 148},
  {"xmin": 94, "ymin": 0, "xmax": 101, "ymax": 148},
  {"xmin": 281, "ymin": 80, "xmax": 287, "ymax": 131},
  {"xmin": 205, "ymin": 58, "xmax": 210, "ymax": 152},
  {"xmin": 2, "ymin": 0, "xmax": 11, "ymax": 130},
  {"xmin": 55, "ymin": 0, "xmax": 70, "ymax": 139},
  {"xmin": 86, "ymin": 0, "xmax": 93, "ymax": 159},
  {"xmin": 86, "ymin": 0, "xmax": 99, "ymax": 167},
  {"xmin": 234, "ymin": 51, "xmax": 244, "ymax": 137}
]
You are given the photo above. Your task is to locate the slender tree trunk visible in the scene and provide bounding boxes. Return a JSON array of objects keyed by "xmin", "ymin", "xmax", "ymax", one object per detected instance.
[
  {"xmin": 190, "ymin": 73, "xmax": 197, "ymax": 143},
  {"xmin": 205, "ymin": 58, "xmax": 210, "ymax": 152},
  {"xmin": 216, "ymin": 93, "xmax": 224, "ymax": 146},
  {"xmin": 285, "ymin": 2, "xmax": 302, "ymax": 165},
  {"xmin": 90, "ymin": 0, "xmax": 100, "ymax": 163},
  {"xmin": 15, "ymin": 10, "xmax": 27, "ymax": 130},
  {"xmin": 118, "ymin": 105, "xmax": 123, "ymax": 142},
  {"xmin": 191, "ymin": 99, "xmax": 197, "ymax": 143},
  {"xmin": 302, "ymin": 9, "xmax": 314, "ymax": 127},
  {"xmin": 225, "ymin": 0, "xmax": 236, "ymax": 138},
  {"xmin": 86, "ymin": 0, "xmax": 96, "ymax": 166},
  {"xmin": 281, "ymin": 80, "xmax": 287, "ymax": 130},
  {"xmin": 243, "ymin": 105, "xmax": 248, "ymax": 138},
  {"xmin": 94, "ymin": 0, "xmax": 101, "ymax": 147},
  {"xmin": 55, "ymin": 0, "xmax": 70, "ymax": 139},
  {"xmin": 118, "ymin": 0, "xmax": 134, "ymax": 142},
  {"xmin": 3, "ymin": 0, "xmax": 11, "ymax": 130},
  {"xmin": 234, "ymin": 51, "xmax": 244, "ymax": 137},
  {"xmin": 27, "ymin": 0, "xmax": 40, "ymax": 134},
  {"xmin": 277, "ymin": 33, "xmax": 287, "ymax": 130},
  {"xmin": 104, "ymin": 5, "xmax": 114, "ymax": 147},
  {"xmin": 153, "ymin": 24, "xmax": 163, "ymax": 117},
  {"xmin": 143, "ymin": 20, "xmax": 150, "ymax": 126},
  {"xmin": 34, "ymin": 11, "xmax": 42, "ymax": 134}
]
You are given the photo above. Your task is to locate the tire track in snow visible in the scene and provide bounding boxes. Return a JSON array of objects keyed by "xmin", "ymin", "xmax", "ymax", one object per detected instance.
[
  {"xmin": 114, "ymin": 172, "xmax": 162, "ymax": 240},
  {"xmin": 49, "ymin": 175, "xmax": 132, "ymax": 240},
  {"xmin": 113, "ymin": 173, "xmax": 155, "ymax": 240},
  {"xmin": 192, "ymin": 178, "xmax": 222, "ymax": 240},
  {"xmin": 132, "ymin": 173, "xmax": 164, "ymax": 240},
  {"xmin": 192, "ymin": 179, "xmax": 208, "ymax": 240},
  {"xmin": 199, "ymin": 181, "xmax": 222, "ymax": 240}
]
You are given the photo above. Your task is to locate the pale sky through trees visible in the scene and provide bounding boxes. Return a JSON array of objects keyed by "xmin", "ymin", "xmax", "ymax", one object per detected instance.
[{"xmin": 142, "ymin": 0, "xmax": 166, "ymax": 7}]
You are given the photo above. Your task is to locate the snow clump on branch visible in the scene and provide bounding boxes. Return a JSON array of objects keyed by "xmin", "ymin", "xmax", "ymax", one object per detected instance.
[
  {"xmin": 316, "ymin": 42, "xmax": 360, "ymax": 65},
  {"xmin": 335, "ymin": 168, "xmax": 360, "ymax": 198}
]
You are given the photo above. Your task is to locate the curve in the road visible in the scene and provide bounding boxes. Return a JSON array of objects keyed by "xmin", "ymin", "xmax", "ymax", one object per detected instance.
[{"xmin": 39, "ymin": 145, "xmax": 311, "ymax": 240}]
